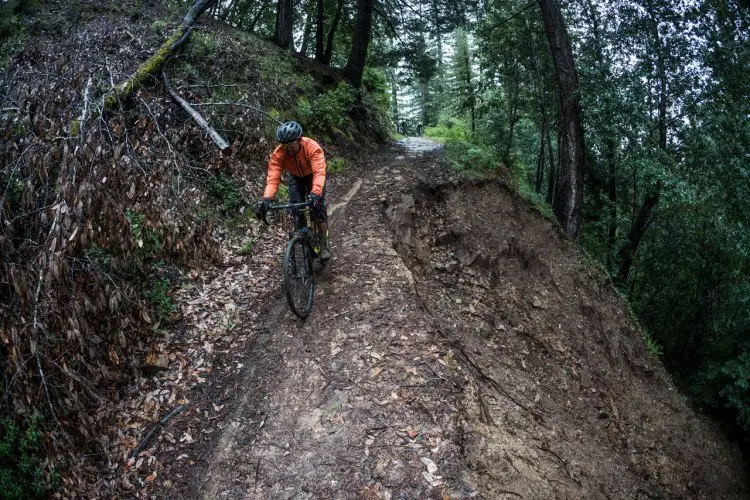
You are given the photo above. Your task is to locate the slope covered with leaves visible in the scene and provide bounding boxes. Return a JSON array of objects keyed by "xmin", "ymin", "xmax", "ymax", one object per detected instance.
[{"xmin": 0, "ymin": 0, "xmax": 387, "ymax": 494}]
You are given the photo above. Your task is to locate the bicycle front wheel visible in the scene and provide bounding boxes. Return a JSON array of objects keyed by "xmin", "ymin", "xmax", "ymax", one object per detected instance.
[{"xmin": 283, "ymin": 234, "xmax": 315, "ymax": 318}]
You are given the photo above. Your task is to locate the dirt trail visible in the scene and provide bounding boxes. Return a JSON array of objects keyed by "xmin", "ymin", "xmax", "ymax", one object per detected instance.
[
  {"xmin": 194, "ymin": 139, "xmax": 467, "ymax": 498},
  {"xmin": 132, "ymin": 139, "xmax": 747, "ymax": 499}
]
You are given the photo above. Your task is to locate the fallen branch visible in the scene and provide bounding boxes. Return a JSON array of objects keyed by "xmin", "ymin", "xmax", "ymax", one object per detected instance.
[
  {"xmin": 191, "ymin": 101, "xmax": 282, "ymax": 124},
  {"xmin": 103, "ymin": 0, "xmax": 216, "ymax": 110},
  {"xmin": 162, "ymin": 70, "xmax": 229, "ymax": 151},
  {"xmin": 76, "ymin": 76, "xmax": 93, "ymax": 137},
  {"xmin": 129, "ymin": 404, "xmax": 187, "ymax": 459}
]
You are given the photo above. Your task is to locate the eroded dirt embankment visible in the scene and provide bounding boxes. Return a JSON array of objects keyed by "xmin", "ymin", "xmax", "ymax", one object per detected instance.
[
  {"xmin": 126, "ymin": 138, "xmax": 747, "ymax": 499},
  {"xmin": 386, "ymin": 176, "xmax": 748, "ymax": 498}
]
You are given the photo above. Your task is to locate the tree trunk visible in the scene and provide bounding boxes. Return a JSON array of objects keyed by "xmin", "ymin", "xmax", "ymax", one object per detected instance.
[
  {"xmin": 616, "ymin": 181, "xmax": 662, "ymax": 283},
  {"xmin": 606, "ymin": 138, "xmax": 617, "ymax": 270},
  {"xmin": 503, "ymin": 65, "xmax": 519, "ymax": 166},
  {"xmin": 321, "ymin": 0, "xmax": 343, "ymax": 65},
  {"xmin": 273, "ymin": 0, "xmax": 294, "ymax": 50},
  {"xmin": 536, "ymin": 124, "xmax": 546, "ymax": 192},
  {"xmin": 184, "ymin": 0, "xmax": 216, "ymax": 25},
  {"xmin": 527, "ymin": 19, "xmax": 555, "ymax": 199},
  {"xmin": 584, "ymin": 0, "xmax": 619, "ymax": 269},
  {"xmin": 539, "ymin": 0, "xmax": 585, "ymax": 237},
  {"xmin": 343, "ymin": 0, "xmax": 374, "ymax": 88},
  {"xmin": 300, "ymin": 0, "xmax": 314, "ymax": 56},
  {"xmin": 388, "ymin": 68, "xmax": 399, "ymax": 125},
  {"xmin": 220, "ymin": 0, "xmax": 236, "ymax": 22},
  {"xmin": 315, "ymin": 0, "xmax": 325, "ymax": 60},
  {"xmin": 617, "ymin": 1, "xmax": 667, "ymax": 281}
]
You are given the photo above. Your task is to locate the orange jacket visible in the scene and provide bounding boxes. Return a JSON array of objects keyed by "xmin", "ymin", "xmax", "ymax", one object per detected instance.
[{"xmin": 263, "ymin": 136, "xmax": 326, "ymax": 198}]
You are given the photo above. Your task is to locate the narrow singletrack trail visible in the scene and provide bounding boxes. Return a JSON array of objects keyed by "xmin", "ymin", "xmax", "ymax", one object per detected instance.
[{"xmin": 195, "ymin": 138, "xmax": 467, "ymax": 498}]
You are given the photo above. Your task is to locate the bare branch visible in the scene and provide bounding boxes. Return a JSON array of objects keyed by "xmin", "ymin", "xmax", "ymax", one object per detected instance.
[
  {"xmin": 191, "ymin": 101, "xmax": 282, "ymax": 124},
  {"xmin": 162, "ymin": 71, "xmax": 230, "ymax": 151}
]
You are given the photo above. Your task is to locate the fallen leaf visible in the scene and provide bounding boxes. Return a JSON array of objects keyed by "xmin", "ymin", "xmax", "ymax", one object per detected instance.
[
  {"xmin": 145, "ymin": 471, "xmax": 157, "ymax": 482},
  {"xmin": 420, "ymin": 456, "xmax": 438, "ymax": 475}
]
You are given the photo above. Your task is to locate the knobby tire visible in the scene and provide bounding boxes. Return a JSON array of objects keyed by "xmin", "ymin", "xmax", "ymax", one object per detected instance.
[{"xmin": 283, "ymin": 234, "xmax": 315, "ymax": 318}]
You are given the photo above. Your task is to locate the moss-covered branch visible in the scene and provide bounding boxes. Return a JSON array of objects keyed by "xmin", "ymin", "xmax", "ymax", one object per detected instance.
[
  {"xmin": 102, "ymin": 0, "xmax": 216, "ymax": 111},
  {"xmin": 103, "ymin": 29, "xmax": 186, "ymax": 111}
]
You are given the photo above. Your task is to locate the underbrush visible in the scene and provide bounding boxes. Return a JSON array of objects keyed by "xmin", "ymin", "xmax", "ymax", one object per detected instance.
[
  {"xmin": 0, "ymin": 1, "xmax": 390, "ymax": 493},
  {"xmin": 427, "ymin": 119, "xmax": 555, "ymax": 220},
  {"xmin": 0, "ymin": 412, "xmax": 54, "ymax": 499}
]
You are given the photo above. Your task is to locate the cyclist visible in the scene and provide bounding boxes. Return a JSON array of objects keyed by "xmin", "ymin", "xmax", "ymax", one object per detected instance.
[{"xmin": 256, "ymin": 121, "xmax": 331, "ymax": 261}]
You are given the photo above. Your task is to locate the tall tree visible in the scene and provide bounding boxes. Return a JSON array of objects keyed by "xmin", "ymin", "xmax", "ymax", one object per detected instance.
[
  {"xmin": 273, "ymin": 0, "xmax": 294, "ymax": 50},
  {"xmin": 451, "ymin": 27, "xmax": 476, "ymax": 132},
  {"xmin": 538, "ymin": 0, "xmax": 585, "ymax": 237},
  {"xmin": 343, "ymin": 0, "xmax": 374, "ymax": 88},
  {"xmin": 314, "ymin": 0, "xmax": 326, "ymax": 60},
  {"xmin": 321, "ymin": 0, "xmax": 344, "ymax": 64}
]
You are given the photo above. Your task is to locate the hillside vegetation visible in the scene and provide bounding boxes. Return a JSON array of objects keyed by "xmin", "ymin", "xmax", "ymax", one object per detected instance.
[{"xmin": 0, "ymin": 0, "xmax": 387, "ymax": 493}]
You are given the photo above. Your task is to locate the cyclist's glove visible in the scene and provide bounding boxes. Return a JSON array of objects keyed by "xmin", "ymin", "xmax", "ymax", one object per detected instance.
[
  {"xmin": 307, "ymin": 193, "xmax": 323, "ymax": 213},
  {"xmin": 254, "ymin": 197, "xmax": 272, "ymax": 219}
]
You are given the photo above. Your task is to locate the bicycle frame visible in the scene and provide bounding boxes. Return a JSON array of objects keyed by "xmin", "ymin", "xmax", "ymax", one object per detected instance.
[{"xmin": 262, "ymin": 201, "xmax": 321, "ymax": 256}]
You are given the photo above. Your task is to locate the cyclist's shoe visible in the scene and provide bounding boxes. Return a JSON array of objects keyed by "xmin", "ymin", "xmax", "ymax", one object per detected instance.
[
  {"xmin": 317, "ymin": 221, "xmax": 331, "ymax": 262},
  {"xmin": 319, "ymin": 247, "xmax": 331, "ymax": 262}
]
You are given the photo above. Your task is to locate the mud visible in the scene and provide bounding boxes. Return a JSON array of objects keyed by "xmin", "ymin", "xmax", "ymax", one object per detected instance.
[{"xmin": 135, "ymin": 139, "xmax": 747, "ymax": 499}]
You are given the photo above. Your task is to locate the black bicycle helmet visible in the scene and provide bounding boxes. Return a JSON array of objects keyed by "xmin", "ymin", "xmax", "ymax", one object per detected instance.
[{"xmin": 276, "ymin": 121, "xmax": 303, "ymax": 143}]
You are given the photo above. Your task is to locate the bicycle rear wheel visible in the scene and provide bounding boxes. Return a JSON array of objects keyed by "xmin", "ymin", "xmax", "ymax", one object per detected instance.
[{"xmin": 283, "ymin": 234, "xmax": 315, "ymax": 318}]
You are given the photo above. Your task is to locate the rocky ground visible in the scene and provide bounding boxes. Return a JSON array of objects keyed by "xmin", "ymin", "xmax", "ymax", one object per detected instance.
[{"xmin": 111, "ymin": 137, "xmax": 748, "ymax": 499}]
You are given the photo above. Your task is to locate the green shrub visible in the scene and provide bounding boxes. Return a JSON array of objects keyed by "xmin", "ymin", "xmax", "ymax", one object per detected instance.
[
  {"xmin": 150, "ymin": 19, "xmax": 168, "ymax": 34},
  {"xmin": 0, "ymin": 412, "xmax": 52, "ymax": 499},
  {"xmin": 188, "ymin": 32, "xmax": 218, "ymax": 58},
  {"xmin": 277, "ymin": 183, "xmax": 289, "ymax": 202},
  {"xmin": 0, "ymin": 0, "xmax": 34, "ymax": 68},
  {"xmin": 361, "ymin": 68, "xmax": 390, "ymax": 109},
  {"xmin": 297, "ymin": 96, "xmax": 312, "ymax": 122},
  {"xmin": 700, "ymin": 351, "xmax": 750, "ymax": 432},
  {"xmin": 143, "ymin": 277, "xmax": 176, "ymax": 324},
  {"xmin": 206, "ymin": 172, "xmax": 246, "ymax": 214},
  {"xmin": 125, "ymin": 210, "xmax": 163, "ymax": 257},
  {"xmin": 311, "ymin": 82, "xmax": 356, "ymax": 131},
  {"xmin": 425, "ymin": 118, "xmax": 471, "ymax": 143},
  {"xmin": 443, "ymin": 139, "xmax": 500, "ymax": 174},
  {"xmin": 643, "ymin": 331, "xmax": 664, "ymax": 358},
  {"xmin": 327, "ymin": 157, "xmax": 345, "ymax": 174},
  {"xmin": 237, "ymin": 238, "xmax": 254, "ymax": 255}
]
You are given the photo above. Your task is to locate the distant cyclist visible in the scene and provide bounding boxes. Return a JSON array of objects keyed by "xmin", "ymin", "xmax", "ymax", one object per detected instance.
[{"xmin": 256, "ymin": 121, "xmax": 331, "ymax": 261}]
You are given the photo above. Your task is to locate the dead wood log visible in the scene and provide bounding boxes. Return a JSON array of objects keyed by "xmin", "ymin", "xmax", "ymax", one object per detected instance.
[
  {"xmin": 129, "ymin": 404, "xmax": 187, "ymax": 459},
  {"xmin": 162, "ymin": 71, "xmax": 229, "ymax": 151},
  {"xmin": 103, "ymin": 0, "xmax": 216, "ymax": 110}
]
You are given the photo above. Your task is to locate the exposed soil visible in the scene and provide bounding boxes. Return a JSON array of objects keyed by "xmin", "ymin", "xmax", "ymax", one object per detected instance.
[{"xmin": 118, "ymin": 138, "xmax": 748, "ymax": 499}]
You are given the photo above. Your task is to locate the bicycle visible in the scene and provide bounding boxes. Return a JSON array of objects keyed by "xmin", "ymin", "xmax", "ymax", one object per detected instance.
[{"xmin": 259, "ymin": 200, "xmax": 325, "ymax": 318}]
